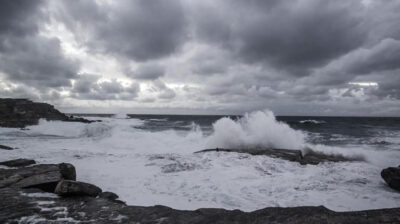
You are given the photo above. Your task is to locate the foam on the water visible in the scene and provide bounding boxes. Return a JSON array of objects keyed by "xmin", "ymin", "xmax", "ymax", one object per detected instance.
[{"xmin": 1, "ymin": 110, "xmax": 400, "ymax": 212}]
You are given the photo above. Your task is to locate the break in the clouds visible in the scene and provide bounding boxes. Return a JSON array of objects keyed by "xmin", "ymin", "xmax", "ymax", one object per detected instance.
[{"xmin": 0, "ymin": 0, "xmax": 399, "ymax": 115}]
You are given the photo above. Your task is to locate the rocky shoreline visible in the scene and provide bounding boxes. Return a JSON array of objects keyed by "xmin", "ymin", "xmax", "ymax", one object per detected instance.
[
  {"xmin": 1, "ymin": 159, "xmax": 399, "ymax": 224},
  {"xmin": 1, "ymin": 98, "xmax": 400, "ymax": 223},
  {"xmin": 0, "ymin": 98, "xmax": 94, "ymax": 128}
]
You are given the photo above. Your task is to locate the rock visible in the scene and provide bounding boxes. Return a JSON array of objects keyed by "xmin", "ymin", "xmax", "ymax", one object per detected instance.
[
  {"xmin": 1, "ymin": 187, "xmax": 400, "ymax": 224},
  {"xmin": 0, "ymin": 98, "xmax": 95, "ymax": 128},
  {"xmin": 58, "ymin": 163, "xmax": 76, "ymax": 181},
  {"xmin": 55, "ymin": 180, "xmax": 102, "ymax": 197},
  {"xmin": 99, "ymin": 191, "xmax": 119, "ymax": 200},
  {"xmin": 0, "ymin": 145, "xmax": 13, "ymax": 150},
  {"xmin": 381, "ymin": 167, "xmax": 400, "ymax": 191},
  {"xmin": 195, "ymin": 147, "xmax": 362, "ymax": 165},
  {"xmin": 0, "ymin": 163, "xmax": 76, "ymax": 191},
  {"xmin": 0, "ymin": 158, "xmax": 36, "ymax": 167}
]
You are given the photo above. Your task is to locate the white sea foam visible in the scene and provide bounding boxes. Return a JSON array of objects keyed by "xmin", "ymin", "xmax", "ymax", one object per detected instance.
[
  {"xmin": 1, "ymin": 110, "xmax": 400, "ymax": 212},
  {"xmin": 299, "ymin": 119, "xmax": 326, "ymax": 124},
  {"xmin": 207, "ymin": 110, "xmax": 306, "ymax": 150}
]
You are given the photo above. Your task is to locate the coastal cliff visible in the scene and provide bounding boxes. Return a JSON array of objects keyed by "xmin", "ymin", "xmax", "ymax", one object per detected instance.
[{"xmin": 0, "ymin": 98, "xmax": 92, "ymax": 128}]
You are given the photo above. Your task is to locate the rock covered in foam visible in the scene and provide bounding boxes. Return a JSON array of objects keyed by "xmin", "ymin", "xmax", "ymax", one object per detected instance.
[
  {"xmin": 195, "ymin": 147, "xmax": 361, "ymax": 165},
  {"xmin": 55, "ymin": 180, "xmax": 102, "ymax": 197},
  {"xmin": 381, "ymin": 166, "xmax": 400, "ymax": 191}
]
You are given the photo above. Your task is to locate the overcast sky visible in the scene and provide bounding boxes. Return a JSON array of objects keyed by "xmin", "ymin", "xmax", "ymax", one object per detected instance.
[{"xmin": 0, "ymin": 0, "xmax": 399, "ymax": 115}]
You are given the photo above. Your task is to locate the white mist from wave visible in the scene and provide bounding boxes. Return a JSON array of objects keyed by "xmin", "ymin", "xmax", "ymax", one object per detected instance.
[{"xmin": 206, "ymin": 110, "xmax": 306, "ymax": 150}]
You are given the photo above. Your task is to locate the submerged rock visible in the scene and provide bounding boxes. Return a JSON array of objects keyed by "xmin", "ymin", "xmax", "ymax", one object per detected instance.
[
  {"xmin": 0, "ymin": 98, "xmax": 94, "ymax": 128},
  {"xmin": 381, "ymin": 166, "xmax": 400, "ymax": 191},
  {"xmin": 55, "ymin": 180, "xmax": 102, "ymax": 197},
  {"xmin": 0, "ymin": 158, "xmax": 36, "ymax": 167},
  {"xmin": 0, "ymin": 145, "xmax": 13, "ymax": 150},
  {"xmin": 195, "ymin": 147, "xmax": 361, "ymax": 165}
]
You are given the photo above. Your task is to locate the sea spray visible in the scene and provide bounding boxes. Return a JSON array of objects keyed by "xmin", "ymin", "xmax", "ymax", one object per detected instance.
[{"xmin": 206, "ymin": 110, "xmax": 306, "ymax": 150}]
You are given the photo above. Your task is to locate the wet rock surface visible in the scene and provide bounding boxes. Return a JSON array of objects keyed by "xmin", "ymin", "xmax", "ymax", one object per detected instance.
[
  {"xmin": 0, "ymin": 161, "xmax": 75, "ymax": 190},
  {"xmin": 0, "ymin": 158, "xmax": 36, "ymax": 167},
  {"xmin": 0, "ymin": 159, "xmax": 399, "ymax": 223},
  {"xmin": 55, "ymin": 180, "xmax": 102, "ymax": 197},
  {"xmin": 0, "ymin": 144, "xmax": 13, "ymax": 150},
  {"xmin": 0, "ymin": 98, "xmax": 94, "ymax": 128},
  {"xmin": 195, "ymin": 147, "xmax": 361, "ymax": 165},
  {"xmin": 381, "ymin": 166, "xmax": 400, "ymax": 191}
]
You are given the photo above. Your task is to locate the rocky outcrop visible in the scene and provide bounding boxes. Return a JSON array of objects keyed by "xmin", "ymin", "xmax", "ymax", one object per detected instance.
[
  {"xmin": 0, "ymin": 161, "xmax": 75, "ymax": 191},
  {"xmin": 195, "ymin": 147, "xmax": 362, "ymax": 165},
  {"xmin": 55, "ymin": 180, "xmax": 102, "ymax": 197},
  {"xmin": 0, "ymin": 98, "xmax": 94, "ymax": 128},
  {"xmin": 0, "ymin": 158, "xmax": 36, "ymax": 167},
  {"xmin": 381, "ymin": 166, "xmax": 400, "ymax": 191},
  {"xmin": 0, "ymin": 145, "xmax": 13, "ymax": 150},
  {"xmin": 0, "ymin": 159, "xmax": 399, "ymax": 223}
]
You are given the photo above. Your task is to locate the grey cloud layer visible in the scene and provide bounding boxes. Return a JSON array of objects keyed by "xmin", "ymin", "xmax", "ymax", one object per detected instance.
[
  {"xmin": 0, "ymin": 0, "xmax": 399, "ymax": 114},
  {"xmin": 0, "ymin": 0, "xmax": 78, "ymax": 89}
]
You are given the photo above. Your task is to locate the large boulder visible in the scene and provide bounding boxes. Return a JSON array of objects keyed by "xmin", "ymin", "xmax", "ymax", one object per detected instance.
[
  {"xmin": 0, "ymin": 162, "xmax": 76, "ymax": 191},
  {"xmin": 381, "ymin": 166, "xmax": 400, "ymax": 191},
  {"xmin": 0, "ymin": 158, "xmax": 35, "ymax": 167},
  {"xmin": 55, "ymin": 180, "xmax": 102, "ymax": 197}
]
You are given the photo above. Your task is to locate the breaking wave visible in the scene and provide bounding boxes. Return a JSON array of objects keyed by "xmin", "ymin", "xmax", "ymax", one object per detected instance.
[{"xmin": 206, "ymin": 110, "xmax": 306, "ymax": 149}]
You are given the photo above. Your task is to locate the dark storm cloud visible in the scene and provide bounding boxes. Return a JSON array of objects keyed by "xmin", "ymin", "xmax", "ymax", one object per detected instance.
[
  {"xmin": 190, "ymin": 0, "xmax": 366, "ymax": 75},
  {"xmin": 126, "ymin": 63, "xmax": 165, "ymax": 80},
  {"xmin": 58, "ymin": 0, "xmax": 187, "ymax": 62},
  {"xmin": 0, "ymin": 0, "xmax": 79, "ymax": 88},
  {"xmin": 71, "ymin": 75, "xmax": 140, "ymax": 100}
]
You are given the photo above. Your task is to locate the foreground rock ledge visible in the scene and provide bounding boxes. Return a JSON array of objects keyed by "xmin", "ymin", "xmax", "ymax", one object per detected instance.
[{"xmin": 1, "ymin": 160, "xmax": 399, "ymax": 223}]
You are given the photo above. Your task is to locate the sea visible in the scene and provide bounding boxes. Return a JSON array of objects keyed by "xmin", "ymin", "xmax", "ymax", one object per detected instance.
[{"xmin": 1, "ymin": 110, "xmax": 400, "ymax": 212}]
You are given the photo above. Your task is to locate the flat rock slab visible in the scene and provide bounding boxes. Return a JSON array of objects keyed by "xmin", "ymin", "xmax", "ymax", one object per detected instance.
[
  {"xmin": 381, "ymin": 166, "xmax": 400, "ymax": 191},
  {"xmin": 55, "ymin": 180, "xmax": 102, "ymax": 197},
  {"xmin": 0, "ymin": 159, "xmax": 36, "ymax": 167},
  {"xmin": 0, "ymin": 162, "xmax": 76, "ymax": 190},
  {"xmin": 0, "ymin": 187, "xmax": 399, "ymax": 224},
  {"xmin": 195, "ymin": 148, "xmax": 362, "ymax": 165},
  {"xmin": 0, "ymin": 145, "xmax": 13, "ymax": 150}
]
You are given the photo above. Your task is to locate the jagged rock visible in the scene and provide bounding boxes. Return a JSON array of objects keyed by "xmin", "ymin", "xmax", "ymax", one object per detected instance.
[
  {"xmin": 381, "ymin": 166, "xmax": 400, "ymax": 191},
  {"xmin": 99, "ymin": 191, "xmax": 119, "ymax": 200},
  {"xmin": 0, "ymin": 158, "xmax": 36, "ymax": 167},
  {"xmin": 0, "ymin": 145, "xmax": 13, "ymax": 150},
  {"xmin": 55, "ymin": 180, "xmax": 102, "ymax": 197},
  {"xmin": 0, "ymin": 98, "xmax": 94, "ymax": 128},
  {"xmin": 0, "ymin": 163, "xmax": 75, "ymax": 191},
  {"xmin": 195, "ymin": 147, "xmax": 362, "ymax": 165}
]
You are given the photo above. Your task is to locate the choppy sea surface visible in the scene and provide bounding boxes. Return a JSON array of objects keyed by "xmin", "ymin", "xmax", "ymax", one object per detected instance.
[{"xmin": 1, "ymin": 110, "xmax": 400, "ymax": 211}]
